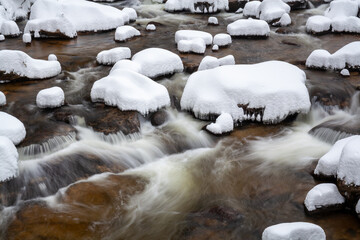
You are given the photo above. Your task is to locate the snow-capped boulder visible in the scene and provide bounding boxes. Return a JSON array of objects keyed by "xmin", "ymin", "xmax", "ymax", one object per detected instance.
[
  {"xmin": 36, "ymin": 87, "xmax": 65, "ymax": 109},
  {"xmin": 0, "ymin": 20, "xmax": 20, "ymax": 37},
  {"xmin": 206, "ymin": 112, "xmax": 234, "ymax": 134},
  {"xmin": 22, "ymin": 33, "xmax": 31, "ymax": 43},
  {"xmin": 0, "ymin": 91, "xmax": 6, "ymax": 106},
  {"xmin": 337, "ymin": 136, "xmax": 360, "ymax": 186},
  {"xmin": 227, "ymin": 19, "xmax": 270, "ymax": 38},
  {"xmin": 0, "ymin": 35, "xmax": 4, "ymax": 41},
  {"xmin": 0, "ymin": 111, "xmax": 26, "ymax": 145},
  {"xmin": 165, "ymin": 0, "xmax": 228, "ymax": 13},
  {"xmin": 306, "ymin": 41, "xmax": 360, "ymax": 70},
  {"xmin": 340, "ymin": 69, "xmax": 350, "ymax": 76},
  {"xmin": 257, "ymin": 0, "xmax": 291, "ymax": 22},
  {"xmin": 91, "ymin": 69, "xmax": 170, "ymax": 115},
  {"xmin": 132, "ymin": 48, "xmax": 184, "ymax": 78},
  {"xmin": 122, "ymin": 7, "xmax": 137, "ymax": 22},
  {"xmin": 198, "ymin": 55, "xmax": 235, "ymax": 71},
  {"xmin": 0, "ymin": 136, "xmax": 18, "ymax": 182},
  {"xmin": 48, "ymin": 54, "xmax": 57, "ymax": 61},
  {"xmin": 208, "ymin": 16, "xmax": 219, "ymax": 25},
  {"xmin": 96, "ymin": 47, "xmax": 131, "ymax": 65},
  {"xmin": 212, "ymin": 44, "xmax": 219, "ymax": 51},
  {"xmin": 243, "ymin": 1, "xmax": 261, "ymax": 17},
  {"xmin": 213, "ymin": 33, "xmax": 232, "ymax": 47},
  {"xmin": 181, "ymin": 61, "xmax": 310, "ymax": 124},
  {"xmin": 275, "ymin": 13, "xmax": 291, "ymax": 26},
  {"xmin": 177, "ymin": 38, "xmax": 206, "ymax": 54},
  {"xmin": 24, "ymin": 16, "xmax": 77, "ymax": 39},
  {"xmin": 304, "ymin": 183, "xmax": 345, "ymax": 212},
  {"xmin": 110, "ymin": 60, "xmax": 141, "ymax": 74},
  {"xmin": 114, "ymin": 26, "xmax": 141, "ymax": 42},
  {"xmin": 146, "ymin": 24, "xmax": 156, "ymax": 31},
  {"xmin": 306, "ymin": 16, "xmax": 332, "ymax": 34},
  {"xmin": 0, "ymin": 50, "xmax": 61, "ymax": 80},
  {"xmin": 175, "ymin": 30, "xmax": 213, "ymax": 45},
  {"xmin": 262, "ymin": 222, "xmax": 326, "ymax": 240}
]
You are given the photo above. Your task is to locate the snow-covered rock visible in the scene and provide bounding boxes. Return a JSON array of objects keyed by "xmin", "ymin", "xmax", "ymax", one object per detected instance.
[
  {"xmin": 206, "ymin": 112, "xmax": 234, "ymax": 134},
  {"xmin": 243, "ymin": 1, "xmax": 261, "ymax": 17},
  {"xmin": 337, "ymin": 136, "xmax": 360, "ymax": 186},
  {"xmin": 0, "ymin": 35, "xmax": 4, "ymax": 41},
  {"xmin": 132, "ymin": 48, "xmax": 184, "ymax": 78},
  {"xmin": 36, "ymin": 87, "xmax": 65, "ymax": 109},
  {"xmin": 181, "ymin": 61, "xmax": 310, "ymax": 124},
  {"xmin": 24, "ymin": 16, "xmax": 77, "ymax": 38},
  {"xmin": 0, "ymin": 20, "xmax": 20, "ymax": 36},
  {"xmin": 262, "ymin": 222, "xmax": 326, "ymax": 240},
  {"xmin": 175, "ymin": 30, "xmax": 213, "ymax": 45},
  {"xmin": 276, "ymin": 13, "xmax": 291, "ymax": 26},
  {"xmin": 48, "ymin": 54, "xmax": 57, "ymax": 61},
  {"xmin": 314, "ymin": 136, "xmax": 357, "ymax": 178},
  {"xmin": 208, "ymin": 16, "xmax": 219, "ymax": 25},
  {"xmin": 340, "ymin": 68, "xmax": 350, "ymax": 76},
  {"xmin": 257, "ymin": 0, "xmax": 291, "ymax": 22},
  {"xmin": 146, "ymin": 24, "xmax": 156, "ymax": 31},
  {"xmin": 22, "ymin": 33, "xmax": 31, "ymax": 43},
  {"xmin": 0, "ymin": 50, "xmax": 61, "ymax": 80},
  {"xmin": 110, "ymin": 59, "xmax": 141, "ymax": 74},
  {"xmin": 0, "ymin": 111, "xmax": 26, "ymax": 145},
  {"xmin": 227, "ymin": 19, "xmax": 270, "ymax": 37},
  {"xmin": 212, "ymin": 44, "xmax": 219, "ymax": 51},
  {"xmin": 213, "ymin": 33, "xmax": 232, "ymax": 46},
  {"xmin": 324, "ymin": 0, "xmax": 358, "ymax": 19},
  {"xmin": 165, "ymin": 0, "xmax": 229, "ymax": 13},
  {"xmin": 114, "ymin": 26, "xmax": 141, "ymax": 42},
  {"xmin": 91, "ymin": 69, "xmax": 170, "ymax": 115},
  {"xmin": 198, "ymin": 55, "xmax": 235, "ymax": 71},
  {"xmin": 306, "ymin": 41, "xmax": 360, "ymax": 70},
  {"xmin": 177, "ymin": 38, "xmax": 206, "ymax": 54},
  {"xmin": 304, "ymin": 183, "xmax": 345, "ymax": 212},
  {"xmin": 122, "ymin": 7, "xmax": 137, "ymax": 22},
  {"xmin": 0, "ymin": 136, "xmax": 18, "ymax": 182},
  {"xmin": 96, "ymin": 47, "xmax": 131, "ymax": 65},
  {"xmin": 0, "ymin": 91, "xmax": 6, "ymax": 106},
  {"xmin": 306, "ymin": 16, "xmax": 332, "ymax": 34}
]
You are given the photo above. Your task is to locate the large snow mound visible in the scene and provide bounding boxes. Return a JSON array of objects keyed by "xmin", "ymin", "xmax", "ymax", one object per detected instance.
[
  {"xmin": 177, "ymin": 38, "xmax": 206, "ymax": 54},
  {"xmin": 132, "ymin": 48, "xmax": 184, "ymax": 78},
  {"xmin": 96, "ymin": 47, "xmax": 131, "ymax": 65},
  {"xmin": 0, "ymin": 50, "xmax": 61, "ymax": 79},
  {"xmin": 36, "ymin": 87, "xmax": 65, "ymax": 109},
  {"xmin": 175, "ymin": 30, "xmax": 213, "ymax": 45},
  {"xmin": 28, "ymin": 0, "xmax": 133, "ymax": 32},
  {"xmin": 91, "ymin": 69, "xmax": 170, "ymax": 115},
  {"xmin": 181, "ymin": 61, "xmax": 310, "ymax": 124},
  {"xmin": 262, "ymin": 222, "xmax": 326, "ymax": 240},
  {"xmin": 306, "ymin": 41, "xmax": 360, "ymax": 70},
  {"xmin": 243, "ymin": 1, "xmax": 261, "ymax": 17},
  {"xmin": 227, "ymin": 19, "xmax": 270, "ymax": 37},
  {"xmin": 115, "ymin": 26, "xmax": 141, "ymax": 42},
  {"xmin": 0, "ymin": 20, "xmax": 20, "ymax": 36},
  {"xmin": 198, "ymin": 55, "xmax": 235, "ymax": 71},
  {"xmin": 24, "ymin": 16, "xmax": 77, "ymax": 38},
  {"xmin": 206, "ymin": 112, "xmax": 234, "ymax": 134},
  {"xmin": 337, "ymin": 136, "xmax": 360, "ymax": 186},
  {"xmin": 165, "ymin": 0, "xmax": 228, "ymax": 13},
  {"xmin": 0, "ymin": 136, "xmax": 18, "ymax": 182},
  {"xmin": 0, "ymin": 111, "xmax": 26, "ymax": 145},
  {"xmin": 304, "ymin": 183, "xmax": 345, "ymax": 212},
  {"xmin": 0, "ymin": 91, "xmax": 6, "ymax": 106}
]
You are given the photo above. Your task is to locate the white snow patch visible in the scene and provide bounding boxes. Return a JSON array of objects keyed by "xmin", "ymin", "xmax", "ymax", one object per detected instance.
[
  {"xmin": 262, "ymin": 222, "xmax": 326, "ymax": 240},
  {"xmin": 24, "ymin": 16, "xmax": 77, "ymax": 38},
  {"xmin": 212, "ymin": 44, "xmax": 219, "ymax": 51},
  {"xmin": 22, "ymin": 33, "xmax": 31, "ymax": 43},
  {"xmin": 277, "ymin": 13, "xmax": 291, "ymax": 26},
  {"xmin": 48, "ymin": 54, "xmax": 57, "ymax": 61},
  {"xmin": 0, "ymin": 35, "xmax": 4, "ymax": 41},
  {"xmin": 306, "ymin": 15, "xmax": 332, "ymax": 33},
  {"xmin": 198, "ymin": 55, "xmax": 235, "ymax": 71},
  {"xmin": 0, "ymin": 91, "xmax": 6, "ymax": 106},
  {"xmin": 91, "ymin": 69, "xmax": 170, "ymax": 115},
  {"xmin": 337, "ymin": 136, "xmax": 360, "ymax": 186},
  {"xmin": 0, "ymin": 20, "xmax": 20, "ymax": 36},
  {"xmin": 243, "ymin": 1, "xmax": 261, "ymax": 17},
  {"xmin": 0, "ymin": 50, "xmax": 61, "ymax": 79},
  {"xmin": 208, "ymin": 16, "xmax": 219, "ymax": 25},
  {"xmin": 181, "ymin": 61, "xmax": 310, "ymax": 123},
  {"xmin": 0, "ymin": 136, "xmax": 18, "ymax": 182},
  {"xmin": 0, "ymin": 111, "xmax": 26, "ymax": 145},
  {"xmin": 146, "ymin": 24, "xmax": 156, "ymax": 31},
  {"xmin": 36, "ymin": 87, "xmax": 65, "ymax": 109},
  {"xmin": 213, "ymin": 33, "xmax": 232, "ymax": 46},
  {"xmin": 96, "ymin": 47, "xmax": 131, "ymax": 65},
  {"xmin": 177, "ymin": 38, "xmax": 206, "ymax": 54},
  {"xmin": 304, "ymin": 183, "xmax": 345, "ymax": 212},
  {"xmin": 227, "ymin": 18, "xmax": 270, "ymax": 37},
  {"xmin": 206, "ymin": 112, "xmax": 234, "ymax": 134},
  {"xmin": 175, "ymin": 30, "xmax": 213, "ymax": 45},
  {"xmin": 110, "ymin": 59, "xmax": 141, "ymax": 74},
  {"xmin": 340, "ymin": 68, "xmax": 350, "ymax": 76},
  {"xmin": 115, "ymin": 26, "xmax": 141, "ymax": 42}
]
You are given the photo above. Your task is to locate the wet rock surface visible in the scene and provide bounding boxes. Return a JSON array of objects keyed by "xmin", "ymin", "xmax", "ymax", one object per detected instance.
[{"xmin": 150, "ymin": 109, "xmax": 169, "ymax": 126}]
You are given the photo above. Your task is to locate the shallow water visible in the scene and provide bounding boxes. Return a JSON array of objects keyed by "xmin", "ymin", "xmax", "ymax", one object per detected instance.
[{"xmin": 1, "ymin": 0, "xmax": 360, "ymax": 239}]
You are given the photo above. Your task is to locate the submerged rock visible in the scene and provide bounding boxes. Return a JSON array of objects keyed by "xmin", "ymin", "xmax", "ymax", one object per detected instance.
[{"xmin": 150, "ymin": 109, "xmax": 169, "ymax": 126}]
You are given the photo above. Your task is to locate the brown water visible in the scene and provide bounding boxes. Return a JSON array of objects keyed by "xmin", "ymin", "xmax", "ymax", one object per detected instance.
[{"xmin": 1, "ymin": 1, "xmax": 360, "ymax": 240}]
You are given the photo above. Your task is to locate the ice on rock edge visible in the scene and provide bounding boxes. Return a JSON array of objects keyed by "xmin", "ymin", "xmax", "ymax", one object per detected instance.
[
  {"xmin": 165, "ymin": 0, "xmax": 229, "ymax": 13},
  {"xmin": 213, "ymin": 33, "xmax": 232, "ymax": 46},
  {"xmin": 96, "ymin": 47, "xmax": 131, "ymax": 65},
  {"xmin": 0, "ymin": 136, "xmax": 18, "ymax": 182},
  {"xmin": 206, "ymin": 113, "xmax": 234, "ymax": 134},
  {"xmin": 337, "ymin": 136, "xmax": 360, "ymax": 186},
  {"xmin": 0, "ymin": 111, "xmax": 26, "ymax": 145},
  {"xmin": 0, "ymin": 91, "xmax": 6, "ymax": 106},
  {"xmin": 115, "ymin": 26, "xmax": 141, "ymax": 42},
  {"xmin": 304, "ymin": 183, "xmax": 345, "ymax": 212},
  {"xmin": 132, "ymin": 48, "xmax": 184, "ymax": 78},
  {"xmin": 91, "ymin": 69, "xmax": 170, "ymax": 115},
  {"xmin": 198, "ymin": 55, "xmax": 235, "ymax": 71},
  {"xmin": 227, "ymin": 19, "xmax": 270, "ymax": 37},
  {"xmin": 181, "ymin": 61, "xmax": 310, "ymax": 124},
  {"xmin": 262, "ymin": 222, "xmax": 326, "ymax": 240},
  {"xmin": 36, "ymin": 87, "xmax": 65, "ymax": 109},
  {"xmin": 0, "ymin": 50, "xmax": 61, "ymax": 79},
  {"xmin": 177, "ymin": 38, "xmax": 206, "ymax": 54},
  {"xmin": 175, "ymin": 30, "xmax": 213, "ymax": 45}
]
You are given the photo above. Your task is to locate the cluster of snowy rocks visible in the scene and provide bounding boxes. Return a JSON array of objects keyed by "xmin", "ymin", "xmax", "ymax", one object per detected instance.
[{"xmin": 243, "ymin": 0, "xmax": 292, "ymax": 23}]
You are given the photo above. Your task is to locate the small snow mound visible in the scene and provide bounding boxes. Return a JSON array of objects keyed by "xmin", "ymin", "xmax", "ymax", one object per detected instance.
[
  {"xmin": 0, "ymin": 136, "xmax": 19, "ymax": 182},
  {"xmin": 91, "ymin": 69, "xmax": 170, "ymax": 115},
  {"xmin": 36, "ymin": 87, "xmax": 65, "ymax": 109},
  {"xmin": 0, "ymin": 50, "xmax": 61, "ymax": 79},
  {"xmin": 198, "ymin": 55, "xmax": 235, "ymax": 71},
  {"xmin": 213, "ymin": 33, "xmax": 232, "ymax": 46},
  {"xmin": 262, "ymin": 222, "xmax": 326, "ymax": 240},
  {"xmin": 0, "ymin": 91, "xmax": 6, "ymax": 106},
  {"xmin": 0, "ymin": 20, "xmax": 20, "ymax": 36},
  {"xmin": 212, "ymin": 44, "xmax": 219, "ymax": 51},
  {"xmin": 337, "ymin": 136, "xmax": 360, "ymax": 186},
  {"xmin": 175, "ymin": 30, "xmax": 213, "ymax": 45},
  {"xmin": 48, "ymin": 54, "xmax": 57, "ymax": 61},
  {"xmin": 122, "ymin": 7, "xmax": 137, "ymax": 22},
  {"xmin": 304, "ymin": 183, "xmax": 345, "ymax": 212},
  {"xmin": 306, "ymin": 16, "xmax": 332, "ymax": 33},
  {"xmin": 132, "ymin": 48, "xmax": 184, "ymax": 78},
  {"xmin": 22, "ymin": 33, "xmax": 31, "ymax": 43},
  {"xmin": 278, "ymin": 13, "xmax": 291, "ymax": 26},
  {"xmin": 178, "ymin": 38, "xmax": 206, "ymax": 54},
  {"xmin": 115, "ymin": 26, "xmax": 140, "ymax": 42},
  {"xmin": 206, "ymin": 113, "xmax": 234, "ymax": 134},
  {"xmin": 146, "ymin": 24, "xmax": 156, "ymax": 31},
  {"xmin": 0, "ymin": 111, "xmax": 26, "ymax": 145},
  {"xmin": 96, "ymin": 47, "xmax": 131, "ymax": 65},
  {"xmin": 110, "ymin": 60, "xmax": 141, "ymax": 74},
  {"xmin": 340, "ymin": 68, "xmax": 350, "ymax": 76},
  {"xmin": 208, "ymin": 16, "xmax": 219, "ymax": 25},
  {"xmin": 227, "ymin": 19, "xmax": 270, "ymax": 37},
  {"xmin": 243, "ymin": 1, "xmax": 261, "ymax": 17},
  {"xmin": 0, "ymin": 35, "xmax": 4, "ymax": 41}
]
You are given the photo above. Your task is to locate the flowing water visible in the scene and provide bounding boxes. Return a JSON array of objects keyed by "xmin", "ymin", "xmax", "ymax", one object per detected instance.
[{"xmin": 1, "ymin": 1, "xmax": 360, "ymax": 239}]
